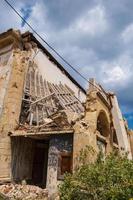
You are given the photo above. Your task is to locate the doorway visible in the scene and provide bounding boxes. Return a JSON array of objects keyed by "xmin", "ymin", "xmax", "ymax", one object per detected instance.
[
  {"xmin": 11, "ymin": 137, "xmax": 49, "ymax": 188},
  {"xmin": 32, "ymin": 140, "xmax": 49, "ymax": 188}
]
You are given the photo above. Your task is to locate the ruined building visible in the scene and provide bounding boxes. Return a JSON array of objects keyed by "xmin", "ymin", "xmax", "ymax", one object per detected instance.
[{"xmin": 0, "ymin": 29, "xmax": 132, "ymax": 196}]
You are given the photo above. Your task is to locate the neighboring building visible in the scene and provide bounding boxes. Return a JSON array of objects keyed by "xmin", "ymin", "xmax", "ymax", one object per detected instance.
[{"xmin": 0, "ymin": 29, "xmax": 132, "ymax": 197}]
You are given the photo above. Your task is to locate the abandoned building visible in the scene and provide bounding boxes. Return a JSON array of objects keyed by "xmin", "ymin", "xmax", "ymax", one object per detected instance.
[{"xmin": 0, "ymin": 29, "xmax": 132, "ymax": 196}]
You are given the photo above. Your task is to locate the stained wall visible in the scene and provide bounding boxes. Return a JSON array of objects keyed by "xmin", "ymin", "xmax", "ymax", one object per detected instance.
[
  {"xmin": 0, "ymin": 47, "xmax": 31, "ymax": 181},
  {"xmin": 46, "ymin": 134, "xmax": 73, "ymax": 196},
  {"xmin": 73, "ymin": 89, "xmax": 113, "ymax": 169}
]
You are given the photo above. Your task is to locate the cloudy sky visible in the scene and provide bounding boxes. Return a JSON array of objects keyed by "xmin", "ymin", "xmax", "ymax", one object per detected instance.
[{"xmin": 0, "ymin": 0, "xmax": 133, "ymax": 128}]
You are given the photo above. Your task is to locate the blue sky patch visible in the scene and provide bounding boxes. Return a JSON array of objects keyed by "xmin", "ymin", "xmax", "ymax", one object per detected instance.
[
  {"xmin": 20, "ymin": 6, "xmax": 32, "ymax": 27},
  {"xmin": 124, "ymin": 113, "xmax": 133, "ymax": 129}
]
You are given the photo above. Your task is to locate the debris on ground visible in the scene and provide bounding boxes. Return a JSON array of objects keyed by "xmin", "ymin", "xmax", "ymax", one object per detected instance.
[{"xmin": 0, "ymin": 184, "xmax": 48, "ymax": 200}]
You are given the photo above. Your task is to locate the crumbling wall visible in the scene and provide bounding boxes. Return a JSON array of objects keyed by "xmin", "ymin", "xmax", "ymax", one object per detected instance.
[
  {"xmin": 73, "ymin": 90, "xmax": 113, "ymax": 169},
  {"xmin": 0, "ymin": 49, "xmax": 31, "ymax": 181},
  {"xmin": 73, "ymin": 120, "xmax": 97, "ymax": 169},
  {"xmin": 0, "ymin": 49, "xmax": 30, "ymax": 132},
  {"xmin": 0, "ymin": 45, "xmax": 13, "ymax": 181}
]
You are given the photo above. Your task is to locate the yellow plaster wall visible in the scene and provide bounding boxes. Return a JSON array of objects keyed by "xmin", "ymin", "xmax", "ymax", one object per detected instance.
[
  {"xmin": 73, "ymin": 90, "xmax": 113, "ymax": 169},
  {"xmin": 0, "ymin": 49, "xmax": 30, "ymax": 181}
]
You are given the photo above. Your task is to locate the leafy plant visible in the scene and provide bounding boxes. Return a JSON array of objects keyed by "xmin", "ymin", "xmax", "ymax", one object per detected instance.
[{"xmin": 59, "ymin": 150, "xmax": 133, "ymax": 200}]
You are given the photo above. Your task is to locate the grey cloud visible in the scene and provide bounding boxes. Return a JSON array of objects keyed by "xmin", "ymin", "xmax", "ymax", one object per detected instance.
[
  {"xmin": 43, "ymin": 0, "xmax": 97, "ymax": 30},
  {"xmin": 0, "ymin": 0, "xmax": 133, "ymax": 126}
]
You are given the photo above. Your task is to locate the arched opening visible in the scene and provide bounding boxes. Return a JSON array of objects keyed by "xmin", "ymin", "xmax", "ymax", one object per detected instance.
[
  {"xmin": 96, "ymin": 111, "xmax": 110, "ymax": 155},
  {"xmin": 97, "ymin": 111, "xmax": 110, "ymax": 137}
]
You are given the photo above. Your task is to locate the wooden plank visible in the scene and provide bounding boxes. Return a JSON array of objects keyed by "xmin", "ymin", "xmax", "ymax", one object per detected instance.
[
  {"xmin": 34, "ymin": 69, "xmax": 37, "ymax": 97},
  {"xmin": 49, "ymin": 83, "xmax": 65, "ymax": 109},
  {"xmin": 36, "ymin": 71, "xmax": 41, "ymax": 98},
  {"xmin": 60, "ymin": 84, "xmax": 77, "ymax": 112},
  {"xmin": 64, "ymin": 84, "xmax": 84, "ymax": 113},
  {"xmin": 30, "ymin": 68, "xmax": 35, "ymax": 97},
  {"xmin": 59, "ymin": 83, "xmax": 76, "ymax": 112},
  {"xmin": 30, "ymin": 113, "xmax": 33, "ymax": 126},
  {"xmin": 39, "ymin": 75, "xmax": 45, "ymax": 120},
  {"xmin": 20, "ymin": 64, "xmax": 85, "ymax": 128},
  {"xmin": 11, "ymin": 129, "xmax": 74, "ymax": 136},
  {"xmin": 34, "ymin": 69, "xmax": 39, "ymax": 125},
  {"xmin": 47, "ymin": 81, "xmax": 56, "ymax": 113},
  {"xmin": 44, "ymin": 79, "xmax": 51, "ymax": 116},
  {"xmin": 53, "ymin": 84, "xmax": 66, "ymax": 106},
  {"xmin": 31, "ymin": 92, "xmax": 54, "ymax": 105}
]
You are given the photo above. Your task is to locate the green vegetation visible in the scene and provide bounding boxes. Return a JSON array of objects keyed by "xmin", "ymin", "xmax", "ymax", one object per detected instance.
[
  {"xmin": 59, "ymin": 151, "xmax": 133, "ymax": 200},
  {"xmin": 0, "ymin": 195, "xmax": 4, "ymax": 200},
  {"xmin": 0, "ymin": 193, "xmax": 9, "ymax": 200}
]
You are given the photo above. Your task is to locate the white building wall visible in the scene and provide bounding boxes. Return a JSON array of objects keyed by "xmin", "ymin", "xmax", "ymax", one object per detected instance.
[{"xmin": 33, "ymin": 49, "xmax": 86, "ymax": 102}]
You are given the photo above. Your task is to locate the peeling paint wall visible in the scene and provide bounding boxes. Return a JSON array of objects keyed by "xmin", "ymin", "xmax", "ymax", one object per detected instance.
[
  {"xmin": 0, "ymin": 49, "xmax": 30, "ymax": 133},
  {"xmin": 46, "ymin": 134, "xmax": 73, "ymax": 196},
  {"xmin": 0, "ymin": 48, "xmax": 31, "ymax": 181}
]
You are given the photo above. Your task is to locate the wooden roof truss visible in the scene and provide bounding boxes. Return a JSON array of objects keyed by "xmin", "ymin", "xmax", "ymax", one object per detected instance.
[{"xmin": 19, "ymin": 63, "xmax": 84, "ymax": 128}]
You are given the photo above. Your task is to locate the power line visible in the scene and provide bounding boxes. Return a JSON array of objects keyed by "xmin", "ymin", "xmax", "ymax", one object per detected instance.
[
  {"xmin": 3, "ymin": 0, "xmax": 89, "ymax": 82},
  {"xmin": 3, "ymin": 0, "xmax": 107, "ymax": 94}
]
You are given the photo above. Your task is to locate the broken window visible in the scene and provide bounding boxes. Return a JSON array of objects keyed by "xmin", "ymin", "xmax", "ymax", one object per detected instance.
[
  {"xmin": 97, "ymin": 111, "xmax": 110, "ymax": 137},
  {"xmin": 58, "ymin": 152, "xmax": 72, "ymax": 180}
]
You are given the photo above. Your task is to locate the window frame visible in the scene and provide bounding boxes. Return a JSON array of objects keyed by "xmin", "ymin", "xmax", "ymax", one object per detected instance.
[{"xmin": 57, "ymin": 151, "xmax": 72, "ymax": 180}]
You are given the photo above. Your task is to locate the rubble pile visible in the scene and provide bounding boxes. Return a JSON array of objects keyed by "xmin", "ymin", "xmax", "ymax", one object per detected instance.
[{"xmin": 0, "ymin": 184, "xmax": 48, "ymax": 200}]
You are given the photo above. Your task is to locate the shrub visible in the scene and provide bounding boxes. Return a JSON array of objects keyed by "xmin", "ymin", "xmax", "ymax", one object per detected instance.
[{"xmin": 59, "ymin": 152, "xmax": 133, "ymax": 200}]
